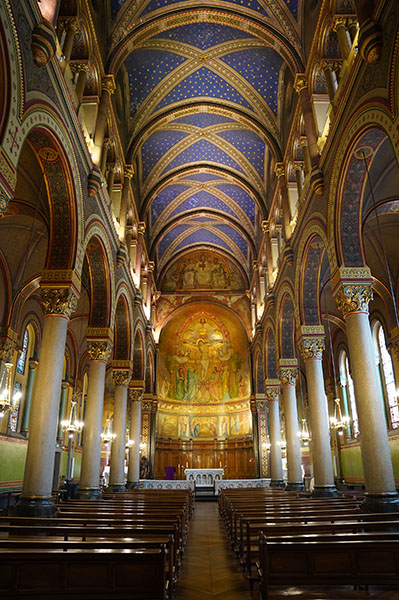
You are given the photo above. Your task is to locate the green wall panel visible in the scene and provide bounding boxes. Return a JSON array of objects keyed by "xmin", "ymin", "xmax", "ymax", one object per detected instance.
[{"xmin": 0, "ymin": 436, "xmax": 27, "ymax": 490}]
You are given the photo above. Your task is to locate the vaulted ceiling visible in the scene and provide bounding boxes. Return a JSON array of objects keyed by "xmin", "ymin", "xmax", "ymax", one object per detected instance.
[{"xmin": 108, "ymin": 0, "xmax": 307, "ymax": 286}]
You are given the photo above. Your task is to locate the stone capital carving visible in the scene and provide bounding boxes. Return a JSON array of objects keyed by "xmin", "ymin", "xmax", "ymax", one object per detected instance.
[
  {"xmin": 261, "ymin": 220, "xmax": 269, "ymax": 234},
  {"xmin": 294, "ymin": 73, "xmax": 308, "ymax": 94},
  {"xmin": 87, "ymin": 340, "xmax": 112, "ymax": 362},
  {"xmin": 137, "ymin": 221, "xmax": 146, "ymax": 235},
  {"xmin": 335, "ymin": 284, "xmax": 373, "ymax": 317},
  {"xmin": 256, "ymin": 400, "xmax": 267, "ymax": 412},
  {"xmin": 102, "ymin": 74, "xmax": 116, "ymax": 95},
  {"xmin": 112, "ymin": 370, "xmax": 131, "ymax": 387},
  {"xmin": 274, "ymin": 162, "xmax": 286, "ymax": 179},
  {"xmin": 266, "ymin": 388, "xmax": 280, "ymax": 402},
  {"xmin": 279, "ymin": 367, "xmax": 297, "ymax": 386},
  {"xmin": 129, "ymin": 388, "xmax": 144, "ymax": 402},
  {"xmin": 300, "ymin": 337, "xmax": 325, "ymax": 360},
  {"xmin": 124, "ymin": 164, "xmax": 134, "ymax": 180},
  {"xmin": 69, "ymin": 61, "xmax": 90, "ymax": 75},
  {"xmin": 0, "ymin": 338, "xmax": 13, "ymax": 363},
  {"xmin": 41, "ymin": 287, "xmax": 78, "ymax": 318},
  {"xmin": 332, "ymin": 16, "xmax": 347, "ymax": 32}
]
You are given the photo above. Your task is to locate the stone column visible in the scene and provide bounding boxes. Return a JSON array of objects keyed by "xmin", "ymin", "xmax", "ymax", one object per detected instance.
[
  {"xmin": 20, "ymin": 358, "xmax": 39, "ymax": 435},
  {"xmin": 353, "ymin": 0, "xmax": 383, "ymax": 64},
  {"xmin": 294, "ymin": 74, "xmax": 324, "ymax": 195},
  {"xmin": 56, "ymin": 380, "xmax": 68, "ymax": 442},
  {"xmin": 266, "ymin": 380, "xmax": 284, "ymax": 487},
  {"xmin": 126, "ymin": 386, "xmax": 144, "ymax": 488},
  {"xmin": 261, "ymin": 221, "xmax": 274, "ymax": 286},
  {"xmin": 14, "ymin": 284, "xmax": 79, "ymax": 516},
  {"xmin": 119, "ymin": 165, "xmax": 134, "ymax": 243},
  {"xmin": 109, "ymin": 368, "xmax": 130, "ymax": 492},
  {"xmin": 300, "ymin": 327, "xmax": 338, "ymax": 497},
  {"xmin": 92, "ymin": 75, "xmax": 116, "ymax": 167},
  {"xmin": 106, "ymin": 163, "xmax": 117, "ymax": 196},
  {"xmin": 274, "ymin": 162, "xmax": 292, "ymax": 244},
  {"xmin": 332, "ymin": 17, "xmax": 353, "ymax": 60},
  {"xmin": 61, "ymin": 17, "xmax": 80, "ymax": 71},
  {"xmin": 333, "ymin": 267, "xmax": 399, "ymax": 512},
  {"xmin": 250, "ymin": 397, "xmax": 260, "ymax": 478},
  {"xmin": 388, "ymin": 328, "xmax": 399, "ymax": 391},
  {"xmin": 294, "ymin": 163, "xmax": 304, "ymax": 198},
  {"xmin": 279, "ymin": 361, "xmax": 304, "ymax": 491},
  {"xmin": 71, "ymin": 63, "xmax": 90, "ymax": 104},
  {"xmin": 78, "ymin": 332, "xmax": 112, "ymax": 499},
  {"xmin": 321, "ymin": 60, "xmax": 339, "ymax": 107}
]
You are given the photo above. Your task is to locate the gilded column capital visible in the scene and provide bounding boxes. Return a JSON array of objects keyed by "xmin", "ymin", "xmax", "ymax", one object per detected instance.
[
  {"xmin": 137, "ymin": 221, "xmax": 146, "ymax": 235},
  {"xmin": 124, "ymin": 164, "xmax": 134, "ymax": 180},
  {"xmin": 274, "ymin": 162, "xmax": 286, "ymax": 179},
  {"xmin": 299, "ymin": 325, "xmax": 325, "ymax": 360},
  {"xmin": 331, "ymin": 266, "xmax": 374, "ymax": 317},
  {"xmin": 300, "ymin": 336, "xmax": 325, "ymax": 360},
  {"xmin": 266, "ymin": 388, "xmax": 280, "ymax": 402},
  {"xmin": 129, "ymin": 388, "xmax": 144, "ymax": 402},
  {"xmin": 261, "ymin": 220, "xmax": 269, "ymax": 234},
  {"xmin": 335, "ymin": 284, "xmax": 373, "ymax": 317},
  {"xmin": 69, "ymin": 61, "xmax": 90, "ymax": 75},
  {"xmin": 332, "ymin": 16, "xmax": 347, "ymax": 32},
  {"xmin": 279, "ymin": 360, "xmax": 298, "ymax": 386},
  {"xmin": 294, "ymin": 73, "xmax": 308, "ymax": 94},
  {"xmin": 256, "ymin": 400, "xmax": 267, "ymax": 412},
  {"xmin": 0, "ymin": 338, "xmax": 13, "ymax": 362},
  {"xmin": 112, "ymin": 370, "xmax": 131, "ymax": 387},
  {"xmin": 102, "ymin": 74, "xmax": 116, "ymax": 95},
  {"xmin": 87, "ymin": 339, "xmax": 113, "ymax": 362},
  {"xmin": 41, "ymin": 286, "xmax": 79, "ymax": 318},
  {"xmin": 279, "ymin": 368, "xmax": 297, "ymax": 386}
]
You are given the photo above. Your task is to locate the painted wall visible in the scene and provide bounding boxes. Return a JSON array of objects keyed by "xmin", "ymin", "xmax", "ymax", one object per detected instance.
[{"xmin": 0, "ymin": 435, "xmax": 27, "ymax": 491}]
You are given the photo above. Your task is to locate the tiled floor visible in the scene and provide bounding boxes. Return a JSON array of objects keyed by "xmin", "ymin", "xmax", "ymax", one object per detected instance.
[{"xmin": 175, "ymin": 502, "xmax": 399, "ymax": 600}]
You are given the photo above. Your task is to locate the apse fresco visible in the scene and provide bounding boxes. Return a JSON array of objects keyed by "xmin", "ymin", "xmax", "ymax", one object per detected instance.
[
  {"xmin": 157, "ymin": 302, "xmax": 251, "ymax": 439},
  {"xmin": 161, "ymin": 250, "xmax": 245, "ymax": 292}
]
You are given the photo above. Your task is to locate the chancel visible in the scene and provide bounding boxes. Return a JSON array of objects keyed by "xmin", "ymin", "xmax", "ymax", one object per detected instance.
[{"xmin": 1, "ymin": 0, "xmax": 399, "ymax": 598}]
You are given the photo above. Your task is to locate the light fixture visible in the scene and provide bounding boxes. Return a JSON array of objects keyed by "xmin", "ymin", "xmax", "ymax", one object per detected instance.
[
  {"xmin": 61, "ymin": 397, "xmax": 84, "ymax": 437},
  {"xmin": 329, "ymin": 397, "xmax": 350, "ymax": 435},
  {"xmin": 0, "ymin": 363, "xmax": 22, "ymax": 419},
  {"xmin": 298, "ymin": 418, "xmax": 310, "ymax": 445},
  {"xmin": 101, "ymin": 417, "xmax": 116, "ymax": 446}
]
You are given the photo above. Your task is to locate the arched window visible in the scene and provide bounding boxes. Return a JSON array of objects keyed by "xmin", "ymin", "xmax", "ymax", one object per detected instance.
[
  {"xmin": 16, "ymin": 329, "xmax": 29, "ymax": 375},
  {"xmin": 339, "ymin": 350, "xmax": 359, "ymax": 437},
  {"xmin": 372, "ymin": 321, "xmax": 399, "ymax": 429}
]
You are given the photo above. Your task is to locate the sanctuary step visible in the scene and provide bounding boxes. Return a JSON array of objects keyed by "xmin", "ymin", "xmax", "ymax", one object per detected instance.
[{"xmin": 195, "ymin": 486, "xmax": 216, "ymax": 501}]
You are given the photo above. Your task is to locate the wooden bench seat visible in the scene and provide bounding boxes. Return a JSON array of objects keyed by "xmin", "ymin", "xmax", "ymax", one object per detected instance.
[
  {"xmin": 258, "ymin": 535, "xmax": 399, "ymax": 600},
  {"xmin": 0, "ymin": 547, "xmax": 167, "ymax": 599},
  {"xmin": 242, "ymin": 516, "xmax": 399, "ymax": 579}
]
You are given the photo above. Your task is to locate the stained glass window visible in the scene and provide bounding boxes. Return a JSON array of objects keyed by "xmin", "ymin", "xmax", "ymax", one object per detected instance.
[
  {"xmin": 16, "ymin": 329, "xmax": 29, "ymax": 375},
  {"xmin": 374, "ymin": 322, "xmax": 399, "ymax": 429}
]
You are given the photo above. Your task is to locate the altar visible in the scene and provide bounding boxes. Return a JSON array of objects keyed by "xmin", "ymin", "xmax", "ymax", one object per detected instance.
[{"xmin": 184, "ymin": 468, "xmax": 224, "ymax": 487}]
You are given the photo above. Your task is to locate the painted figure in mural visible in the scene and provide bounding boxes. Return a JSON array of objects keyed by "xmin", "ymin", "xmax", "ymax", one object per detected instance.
[
  {"xmin": 176, "ymin": 365, "xmax": 186, "ymax": 400},
  {"xmin": 211, "ymin": 258, "xmax": 228, "ymax": 288},
  {"xmin": 181, "ymin": 258, "xmax": 196, "ymax": 287},
  {"xmin": 184, "ymin": 367, "xmax": 198, "ymax": 401},
  {"xmin": 140, "ymin": 455, "xmax": 149, "ymax": 479}
]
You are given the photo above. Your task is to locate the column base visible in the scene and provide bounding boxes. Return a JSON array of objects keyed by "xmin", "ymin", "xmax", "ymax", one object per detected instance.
[
  {"xmin": 285, "ymin": 482, "xmax": 305, "ymax": 492},
  {"xmin": 126, "ymin": 481, "xmax": 141, "ymax": 490},
  {"xmin": 107, "ymin": 484, "xmax": 126, "ymax": 493},
  {"xmin": 76, "ymin": 487, "xmax": 102, "ymax": 500},
  {"xmin": 312, "ymin": 486, "xmax": 339, "ymax": 498},
  {"xmin": 270, "ymin": 480, "xmax": 285, "ymax": 488},
  {"xmin": 13, "ymin": 496, "xmax": 56, "ymax": 518},
  {"xmin": 362, "ymin": 493, "xmax": 399, "ymax": 513}
]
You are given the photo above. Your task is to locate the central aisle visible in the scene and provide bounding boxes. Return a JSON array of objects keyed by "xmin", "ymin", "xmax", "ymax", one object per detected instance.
[{"xmin": 175, "ymin": 501, "xmax": 257, "ymax": 600}]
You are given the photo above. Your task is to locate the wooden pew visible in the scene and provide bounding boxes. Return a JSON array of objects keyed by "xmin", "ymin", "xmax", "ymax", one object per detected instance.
[
  {"xmin": 0, "ymin": 547, "xmax": 167, "ymax": 599},
  {"xmin": 242, "ymin": 514, "xmax": 399, "ymax": 580},
  {"xmin": 258, "ymin": 534, "xmax": 399, "ymax": 600}
]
